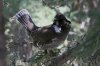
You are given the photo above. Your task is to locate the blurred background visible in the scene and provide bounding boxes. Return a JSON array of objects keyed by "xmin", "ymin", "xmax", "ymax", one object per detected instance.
[{"xmin": 0, "ymin": 0, "xmax": 100, "ymax": 66}]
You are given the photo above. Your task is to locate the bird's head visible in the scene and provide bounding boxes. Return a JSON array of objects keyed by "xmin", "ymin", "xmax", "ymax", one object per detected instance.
[{"xmin": 53, "ymin": 13, "xmax": 71, "ymax": 26}]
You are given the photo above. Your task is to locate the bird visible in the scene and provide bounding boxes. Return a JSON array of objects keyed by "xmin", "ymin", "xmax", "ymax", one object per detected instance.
[{"xmin": 15, "ymin": 9, "xmax": 71, "ymax": 50}]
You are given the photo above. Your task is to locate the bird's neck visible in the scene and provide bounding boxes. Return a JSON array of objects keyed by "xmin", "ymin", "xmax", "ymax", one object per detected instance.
[
  {"xmin": 53, "ymin": 21, "xmax": 67, "ymax": 33},
  {"xmin": 55, "ymin": 21, "xmax": 66, "ymax": 28}
]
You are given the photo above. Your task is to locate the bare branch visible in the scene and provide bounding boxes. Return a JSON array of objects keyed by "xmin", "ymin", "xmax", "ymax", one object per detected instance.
[
  {"xmin": 47, "ymin": 48, "xmax": 73, "ymax": 66},
  {"xmin": 45, "ymin": 41, "xmax": 80, "ymax": 66}
]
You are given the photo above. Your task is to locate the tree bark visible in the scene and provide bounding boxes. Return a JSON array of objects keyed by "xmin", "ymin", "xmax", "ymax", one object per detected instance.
[{"xmin": 0, "ymin": 0, "xmax": 7, "ymax": 66}]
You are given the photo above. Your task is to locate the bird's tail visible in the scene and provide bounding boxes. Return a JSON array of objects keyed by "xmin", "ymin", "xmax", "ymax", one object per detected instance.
[{"xmin": 15, "ymin": 9, "xmax": 36, "ymax": 31}]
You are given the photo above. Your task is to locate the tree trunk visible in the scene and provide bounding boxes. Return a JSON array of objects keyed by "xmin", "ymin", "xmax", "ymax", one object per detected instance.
[{"xmin": 0, "ymin": 0, "xmax": 7, "ymax": 66}]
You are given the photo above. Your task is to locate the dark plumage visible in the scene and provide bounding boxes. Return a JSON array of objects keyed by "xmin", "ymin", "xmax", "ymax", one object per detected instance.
[{"xmin": 15, "ymin": 9, "xmax": 71, "ymax": 50}]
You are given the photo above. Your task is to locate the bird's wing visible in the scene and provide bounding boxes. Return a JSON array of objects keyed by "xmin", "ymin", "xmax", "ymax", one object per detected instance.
[
  {"xmin": 15, "ymin": 9, "xmax": 36, "ymax": 31},
  {"xmin": 37, "ymin": 37, "xmax": 63, "ymax": 50}
]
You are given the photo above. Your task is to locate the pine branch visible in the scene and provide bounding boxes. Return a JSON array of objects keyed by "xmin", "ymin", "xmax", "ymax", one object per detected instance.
[{"xmin": 47, "ymin": 48, "xmax": 73, "ymax": 66}]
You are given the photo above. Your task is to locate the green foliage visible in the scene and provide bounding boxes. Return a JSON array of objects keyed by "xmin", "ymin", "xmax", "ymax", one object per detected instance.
[
  {"xmin": 3, "ymin": 0, "xmax": 100, "ymax": 66},
  {"xmin": 4, "ymin": 0, "xmax": 22, "ymax": 17}
]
